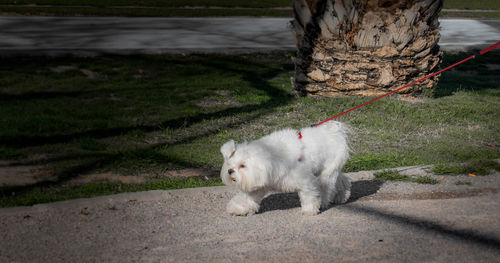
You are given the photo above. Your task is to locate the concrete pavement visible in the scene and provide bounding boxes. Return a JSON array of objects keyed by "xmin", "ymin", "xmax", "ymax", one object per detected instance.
[
  {"xmin": 0, "ymin": 17, "xmax": 499, "ymax": 55},
  {"xmin": 0, "ymin": 17, "xmax": 294, "ymax": 55},
  {"xmin": 1, "ymin": 166, "xmax": 499, "ymax": 262}
]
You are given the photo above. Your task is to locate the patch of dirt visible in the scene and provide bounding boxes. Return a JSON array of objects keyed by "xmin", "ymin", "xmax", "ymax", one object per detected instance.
[
  {"xmin": 67, "ymin": 168, "xmax": 216, "ymax": 186},
  {"xmin": 67, "ymin": 173, "xmax": 149, "ymax": 186},
  {"xmin": 49, "ymin": 65, "xmax": 102, "ymax": 80},
  {"xmin": 467, "ymin": 124, "xmax": 481, "ymax": 131},
  {"xmin": 108, "ymin": 93, "xmax": 121, "ymax": 101},
  {"xmin": 214, "ymin": 90, "xmax": 229, "ymax": 96},
  {"xmin": 163, "ymin": 168, "xmax": 216, "ymax": 178},
  {"xmin": 49, "ymin": 65, "xmax": 77, "ymax": 73},
  {"xmin": 79, "ymin": 69, "xmax": 101, "ymax": 80},
  {"xmin": 0, "ymin": 163, "xmax": 55, "ymax": 187},
  {"xmin": 0, "ymin": 159, "xmax": 217, "ymax": 187},
  {"xmin": 132, "ymin": 68, "xmax": 145, "ymax": 79},
  {"xmin": 194, "ymin": 90, "xmax": 241, "ymax": 107},
  {"xmin": 396, "ymin": 95, "xmax": 425, "ymax": 103},
  {"xmin": 477, "ymin": 140, "xmax": 498, "ymax": 148}
]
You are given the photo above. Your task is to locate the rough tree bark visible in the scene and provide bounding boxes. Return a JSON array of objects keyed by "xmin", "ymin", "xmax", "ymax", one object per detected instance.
[{"xmin": 292, "ymin": 0, "xmax": 443, "ymax": 97}]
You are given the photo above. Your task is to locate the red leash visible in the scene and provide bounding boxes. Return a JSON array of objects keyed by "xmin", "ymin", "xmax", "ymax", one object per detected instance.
[{"xmin": 315, "ymin": 41, "xmax": 500, "ymax": 126}]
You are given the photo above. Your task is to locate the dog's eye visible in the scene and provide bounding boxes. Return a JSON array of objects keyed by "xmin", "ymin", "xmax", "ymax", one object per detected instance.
[{"xmin": 239, "ymin": 164, "xmax": 246, "ymax": 169}]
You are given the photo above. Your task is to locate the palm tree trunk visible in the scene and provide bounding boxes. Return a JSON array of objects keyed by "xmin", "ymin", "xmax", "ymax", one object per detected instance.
[{"xmin": 292, "ymin": 0, "xmax": 443, "ymax": 97}]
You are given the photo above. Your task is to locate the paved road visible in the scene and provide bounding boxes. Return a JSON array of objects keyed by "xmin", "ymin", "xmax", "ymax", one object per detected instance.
[
  {"xmin": 1, "ymin": 165, "xmax": 499, "ymax": 262},
  {"xmin": 0, "ymin": 17, "xmax": 499, "ymax": 55}
]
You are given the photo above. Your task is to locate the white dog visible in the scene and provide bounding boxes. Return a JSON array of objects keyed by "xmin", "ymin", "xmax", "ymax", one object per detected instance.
[{"xmin": 220, "ymin": 121, "xmax": 351, "ymax": 216}]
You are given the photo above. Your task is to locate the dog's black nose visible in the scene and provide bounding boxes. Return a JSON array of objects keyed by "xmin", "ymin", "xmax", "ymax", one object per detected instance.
[{"xmin": 228, "ymin": 168, "xmax": 235, "ymax": 175}]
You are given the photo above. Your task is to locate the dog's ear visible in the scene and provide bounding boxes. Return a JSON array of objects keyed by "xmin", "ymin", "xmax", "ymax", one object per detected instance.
[{"xmin": 220, "ymin": 140, "xmax": 236, "ymax": 160}]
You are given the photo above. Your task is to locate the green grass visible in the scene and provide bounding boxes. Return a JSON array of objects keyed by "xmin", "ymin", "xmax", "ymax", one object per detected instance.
[
  {"xmin": 455, "ymin": 180, "xmax": 472, "ymax": 186},
  {"xmin": 0, "ymin": 51, "xmax": 498, "ymax": 207},
  {"xmin": 432, "ymin": 159, "xmax": 500, "ymax": 175},
  {"xmin": 0, "ymin": 177, "xmax": 223, "ymax": 207},
  {"xmin": 443, "ymin": 0, "xmax": 500, "ymax": 10},
  {"xmin": 343, "ymin": 153, "xmax": 410, "ymax": 172},
  {"xmin": 374, "ymin": 170, "xmax": 410, "ymax": 181},
  {"xmin": 374, "ymin": 170, "xmax": 440, "ymax": 184},
  {"xmin": 411, "ymin": 176, "xmax": 440, "ymax": 185},
  {"xmin": 440, "ymin": 11, "xmax": 500, "ymax": 19}
]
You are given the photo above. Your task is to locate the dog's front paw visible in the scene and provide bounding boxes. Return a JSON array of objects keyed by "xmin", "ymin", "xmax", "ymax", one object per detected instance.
[
  {"xmin": 301, "ymin": 208, "xmax": 319, "ymax": 216},
  {"xmin": 301, "ymin": 204, "xmax": 320, "ymax": 216},
  {"xmin": 226, "ymin": 199, "xmax": 258, "ymax": 216}
]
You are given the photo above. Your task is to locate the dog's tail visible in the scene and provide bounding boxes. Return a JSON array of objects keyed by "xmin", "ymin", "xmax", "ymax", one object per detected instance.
[
  {"xmin": 332, "ymin": 172, "xmax": 351, "ymax": 204},
  {"xmin": 320, "ymin": 121, "xmax": 352, "ymax": 136},
  {"xmin": 318, "ymin": 121, "xmax": 351, "ymax": 172}
]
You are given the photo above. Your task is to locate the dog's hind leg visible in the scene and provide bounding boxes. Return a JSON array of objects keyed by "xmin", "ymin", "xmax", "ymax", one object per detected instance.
[
  {"xmin": 226, "ymin": 189, "xmax": 267, "ymax": 216},
  {"xmin": 331, "ymin": 172, "xmax": 351, "ymax": 204},
  {"xmin": 319, "ymin": 170, "xmax": 351, "ymax": 208}
]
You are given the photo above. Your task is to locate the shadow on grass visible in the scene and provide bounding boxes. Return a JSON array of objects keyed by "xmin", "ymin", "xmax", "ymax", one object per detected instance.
[
  {"xmin": 0, "ymin": 54, "xmax": 296, "ymax": 196},
  {"xmin": 0, "ymin": 55, "xmax": 293, "ymax": 147},
  {"xmin": 433, "ymin": 51, "xmax": 500, "ymax": 98}
]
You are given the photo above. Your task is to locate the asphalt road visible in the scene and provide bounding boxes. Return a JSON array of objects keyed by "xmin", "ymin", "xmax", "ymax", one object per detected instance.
[
  {"xmin": 1, "ymin": 165, "xmax": 499, "ymax": 262},
  {"xmin": 0, "ymin": 17, "xmax": 499, "ymax": 55}
]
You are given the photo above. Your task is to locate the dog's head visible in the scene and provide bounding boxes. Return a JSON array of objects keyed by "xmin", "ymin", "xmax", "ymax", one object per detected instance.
[{"xmin": 220, "ymin": 140, "xmax": 269, "ymax": 192}]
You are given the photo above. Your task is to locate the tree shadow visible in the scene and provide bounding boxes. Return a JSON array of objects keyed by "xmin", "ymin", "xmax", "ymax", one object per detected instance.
[
  {"xmin": 0, "ymin": 54, "xmax": 294, "ymax": 147},
  {"xmin": 258, "ymin": 179, "xmax": 384, "ymax": 214},
  {"xmin": 433, "ymin": 51, "xmax": 500, "ymax": 98},
  {"xmin": 347, "ymin": 180, "xmax": 385, "ymax": 203},
  {"xmin": 0, "ymin": 54, "xmax": 298, "ymax": 194},
  {"xmin": 343, "ymin": 204, "xmax": 500, "ymax": 250}
]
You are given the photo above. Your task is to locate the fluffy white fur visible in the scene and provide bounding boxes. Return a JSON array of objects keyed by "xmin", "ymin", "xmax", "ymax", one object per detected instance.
[{"xmin": 220, "ymin": 121, "xmax": 351, "ymax": 216}]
